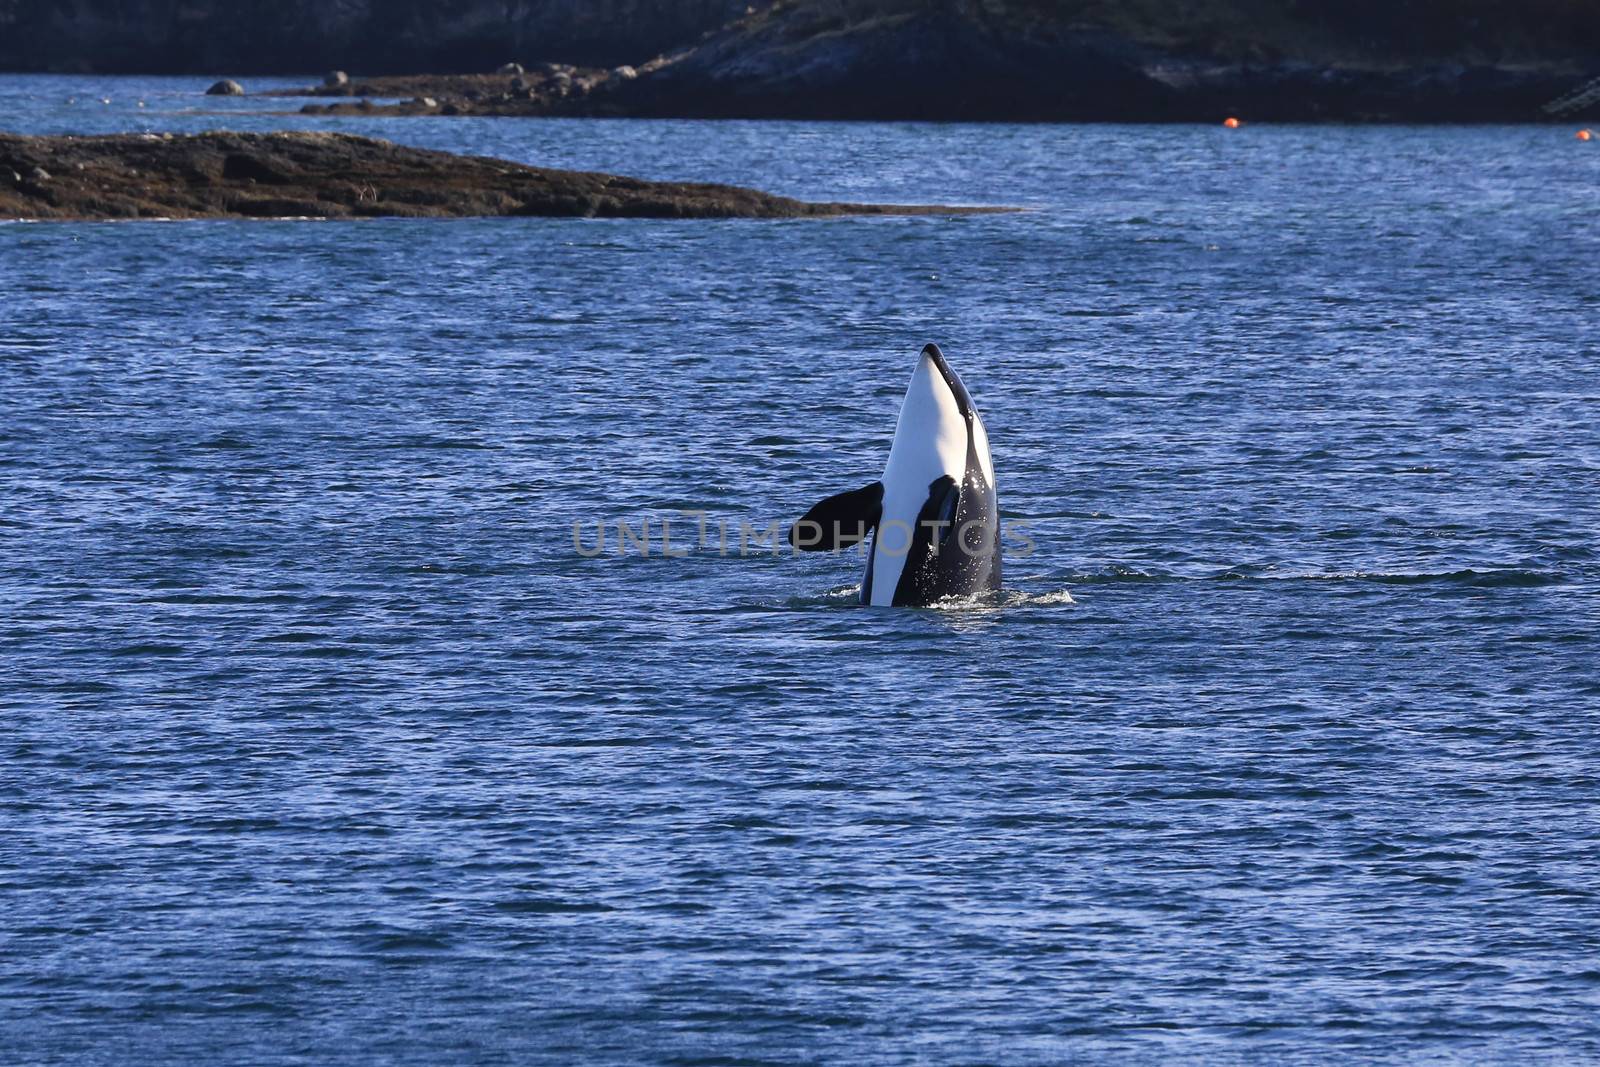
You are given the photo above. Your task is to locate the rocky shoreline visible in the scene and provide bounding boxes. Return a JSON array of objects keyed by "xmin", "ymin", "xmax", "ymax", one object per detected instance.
[
  {"xmin": 0, "ymin": 132, "xmax": 1003, "ymax": 221},
  {"xmin": 264, "ymin": 62, "xmax": 1597, "ymax": 124},
  {"xmin": 263, "ymin": 65, "xmax": 633, "ymax": 118}
]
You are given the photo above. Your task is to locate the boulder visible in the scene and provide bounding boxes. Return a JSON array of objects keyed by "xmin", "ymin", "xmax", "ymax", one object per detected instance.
[
  {"xmin": 206, "ymin": 79, "xmax": 244, "ymax": 96},
  {"xmin": 29, "ymin": 166, "xmax": 51, "ymax": 182},
  {"xmin": 496, "ymin": 62, "xmax": 524, "ymax": 75},
  {"xmin": 414, "ymin": 97, "xmax": 438, "ymax": 108},
  {"xmin": 612, "ymin": 65, "xmax": 638, "ymax": 81},
  {"xmin": 324, "ymin": 70, "xmax": 349, "ymax": 87}
]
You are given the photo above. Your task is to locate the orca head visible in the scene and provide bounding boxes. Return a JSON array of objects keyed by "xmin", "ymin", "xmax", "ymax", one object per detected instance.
[{"xmin": 882, "ymin": 343, "xmax": 971, "ymax": 492}]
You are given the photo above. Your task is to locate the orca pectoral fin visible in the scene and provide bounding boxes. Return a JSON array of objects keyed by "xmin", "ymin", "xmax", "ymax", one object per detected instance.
[{"xmin": 789, "ymin": 481, "xmax": 883, "ymax": 551}]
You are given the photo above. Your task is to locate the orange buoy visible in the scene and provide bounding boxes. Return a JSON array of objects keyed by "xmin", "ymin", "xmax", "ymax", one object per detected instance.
[
  {"xmin": 1579, "ymin": 129, "xmax": 1594, "ymax": 142},
  {"xmin": 1223, "ymin": 117, "xmax": 1241, "ymax": 128}
]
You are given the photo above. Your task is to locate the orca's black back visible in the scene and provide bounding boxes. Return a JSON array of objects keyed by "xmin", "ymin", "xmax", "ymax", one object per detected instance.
[{"xmin": 887, "ymin": 455, "xmax": 1001, "ymax": 607}]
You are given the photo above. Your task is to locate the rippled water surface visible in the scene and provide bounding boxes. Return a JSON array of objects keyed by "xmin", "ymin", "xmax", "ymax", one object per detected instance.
[{"xmin": 3, "ymin": 75, "xmax": 1600, "ymax": 1064}]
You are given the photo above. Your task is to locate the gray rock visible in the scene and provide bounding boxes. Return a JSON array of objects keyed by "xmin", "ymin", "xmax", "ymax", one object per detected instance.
[
  {"xmin": 300, "ymin": 103, "xmax": 326, "ymax": 114},
  {"xmin": 612, "ymin": 65, "xmax": 638, "ymax": 81},
  {"xmin": 5, "ymin": 169, "xmax": 19, "ymax": 184},
  {"xmin": 510, "ymin": 76, "xmax": 527, "ymax": 92},
  {"xmin": 324, "ymin": 70, "xmax": 349, "ymax": 87},
  {"xmin": 414, "ymin": 97, "xmax": 438, "ymax": 108},
  {"xmin": 205, "ymin": 79, "xmax": 245, "ymax": 96},
  {"xmin": 496, "ymin": 62, "xmax": 524, "ymax": 75},
  {"xmin": 29, "ymin": 166, "xmax": 51, "ymax": 182}
]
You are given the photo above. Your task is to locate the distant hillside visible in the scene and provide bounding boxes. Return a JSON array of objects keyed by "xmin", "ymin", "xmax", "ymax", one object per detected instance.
[
  {"xmin": 2, "ymin": 0, "xmax": 1597, "ymax": 121},
  {"xmin": 603, "ymin": 0, "xmax": 1600, "ymax": 120},
  {"xmin": 960, "ymin": 0, "xmax": 1600, "ymax": 65},
  {"xmin": 0, "ymin": 0, "xmax": 749, "ymax": 74},
  {"xmin": 3, "ymin": 0, "xmax": 1597, "ymax": 76}
]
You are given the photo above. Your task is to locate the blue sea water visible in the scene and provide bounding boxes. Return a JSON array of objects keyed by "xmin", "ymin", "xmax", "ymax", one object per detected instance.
[{"xmin": 3, "ymin": 75, "xmax": 1600, "ymax": 1063}]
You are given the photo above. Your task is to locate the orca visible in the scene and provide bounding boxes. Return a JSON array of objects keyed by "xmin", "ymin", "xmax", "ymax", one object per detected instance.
[{"xmin": 790, "ymin": 343, "xmax": 1001, "ymax": 606}]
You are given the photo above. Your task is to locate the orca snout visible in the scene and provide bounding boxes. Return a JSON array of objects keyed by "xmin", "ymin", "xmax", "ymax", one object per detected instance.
[{"xmin": 917, "ymin": 341, "xmax": 975, "ymax": 419}]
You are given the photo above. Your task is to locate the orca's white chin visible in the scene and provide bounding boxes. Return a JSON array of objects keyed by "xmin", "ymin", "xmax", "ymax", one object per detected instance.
[{"xmin": 865, "ymin": 348, "xmax": 971, "ymax": 605}]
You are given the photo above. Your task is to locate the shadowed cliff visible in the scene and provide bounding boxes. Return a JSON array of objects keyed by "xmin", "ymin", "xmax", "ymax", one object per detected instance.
[{"xmin": 598, "ymin": 0, "xmax": 1600, "ymax": 121}]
